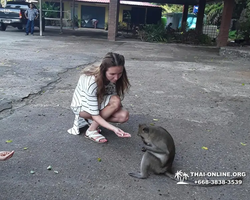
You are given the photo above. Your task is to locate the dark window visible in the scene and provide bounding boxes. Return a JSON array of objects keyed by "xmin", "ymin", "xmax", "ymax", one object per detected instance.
[{"xmin": 123, "ymin": 10, "xmax": 131, "ymax": 23}]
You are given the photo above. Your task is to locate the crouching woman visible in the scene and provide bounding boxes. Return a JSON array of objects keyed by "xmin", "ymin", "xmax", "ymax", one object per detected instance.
[{"xmin": 68, "ymin": 52, "xmax": 131, "ymax": 143}]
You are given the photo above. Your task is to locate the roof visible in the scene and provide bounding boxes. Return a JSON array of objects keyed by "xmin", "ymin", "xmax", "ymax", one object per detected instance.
[{"xmin": 76, "ymin": 0, "xmax": 160, "ymax": 7}]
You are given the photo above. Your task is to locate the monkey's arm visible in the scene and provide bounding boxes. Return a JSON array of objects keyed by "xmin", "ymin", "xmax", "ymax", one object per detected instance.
[{"xmin": 143, "ymin": 145, "xmax": 168, "ymax": 154}]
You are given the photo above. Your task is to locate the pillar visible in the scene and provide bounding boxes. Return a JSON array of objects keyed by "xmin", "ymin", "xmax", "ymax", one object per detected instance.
[
  {"xmin": 195, "ymin": 0, "xmax": 206, "ymax": 35},
  {"xmin": 181, "ymin": 4, "xmax": 189, "ymax": 32},
  {"xmin": 217, "ymin": 0, "xmax": 235, "ymax": 47},
  {"xmin": 72, "ymin": 0, "xmax": 75, "ymax": 30},
  {"xmin": 108, "ymin": 0, "xmax": 119, "ymax": 41}
]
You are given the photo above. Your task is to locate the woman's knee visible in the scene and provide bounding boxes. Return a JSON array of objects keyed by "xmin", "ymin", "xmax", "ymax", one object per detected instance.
[
  {"xmin": 120, "ymin": 110, "xmax": 129, "ymax": 123},
  {"xmin": 109, "ymin": 95, "xmax": 121, "ymax": 111}
]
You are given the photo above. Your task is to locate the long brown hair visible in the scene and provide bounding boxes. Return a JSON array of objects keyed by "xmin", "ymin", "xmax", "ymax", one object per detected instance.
[{"xmin": 82, "ymin": 52, "xmax": 130, "ymax": 104}]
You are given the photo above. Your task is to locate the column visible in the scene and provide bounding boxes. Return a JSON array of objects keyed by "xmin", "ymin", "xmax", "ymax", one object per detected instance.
[
  {"xmin": 181, "ymin": 4, "xmax": 189, "ymax": 32},
  {"xmin": 217, "ymin": 0, "xmax": 235, "ymax": 47},
  {"xmin": 195, "ymin": 0, "xmax": 206, "ymax": 35},
  {"xmin": 108, "ymin": 0, "xmax": 119, "ymax": 41}
]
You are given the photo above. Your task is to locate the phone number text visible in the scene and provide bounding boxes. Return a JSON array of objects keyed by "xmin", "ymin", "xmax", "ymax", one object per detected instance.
[{"xmin": 194, "ymin": 179, "xmax": 243, "ymax": 185}]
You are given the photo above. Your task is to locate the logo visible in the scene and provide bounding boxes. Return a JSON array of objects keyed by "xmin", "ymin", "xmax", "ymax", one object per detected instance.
[{"xmin": 175, "ymin": 170, "xmax": 190, "ymax": 184}]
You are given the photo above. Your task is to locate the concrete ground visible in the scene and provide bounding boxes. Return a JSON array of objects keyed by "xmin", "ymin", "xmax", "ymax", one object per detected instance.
[{"xmin": 0, "ymin": 27, "xmax": 249, "ymax": 200}]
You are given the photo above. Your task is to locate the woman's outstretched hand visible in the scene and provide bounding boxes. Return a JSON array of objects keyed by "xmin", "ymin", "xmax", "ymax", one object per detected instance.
[
  {"xmin": 0, "ymin": 151, "xmax": 14, "ymax": 161},
  {"xmin": 113, "ymin": 127, "xmax": 131, "ymax": 138}
]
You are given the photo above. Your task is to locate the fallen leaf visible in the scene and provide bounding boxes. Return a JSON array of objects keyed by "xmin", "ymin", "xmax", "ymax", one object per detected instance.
[
  {"xmin": 97, "ymin": 158, "xmax": 102, "ymax": 162},
  {"xmin": 47, "ymin": 166, "xmax": 52, "ymax": 170},
  {"xmin": 240, "ymin": 142, "xmax": 247, "ymax": 146},
  {"xmin": 54, "ymin": 171, "xmax": 59, "ymax": 174},
  {"xmin": 6, "ymin": 140, "xmax": 13, "ymax": 143},
  {"xmin": 30, "ymin": 170, "xmax": 35, "ymax": 174},
  {"xmin": 153, "ymin": 119, "xmax": 159, "ymax": 121},
  {"xmin": 23, "ymin": 147, "xmax": 28, "ymax": 150},
  {"xmin": 202, "ymin": 146, "xmax": 208, "ymax": 150},
  {"xmin": 242, "ymin": 83, "xmax": 245, "ymax": 86},
  {"xmin": 149, "ymin": 123, "xmax": 155, "ymax": 126}
]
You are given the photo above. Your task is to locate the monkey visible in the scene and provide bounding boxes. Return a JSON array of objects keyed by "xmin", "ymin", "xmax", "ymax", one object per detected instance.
[
  {"xmin": 129, "ymin": 124, "xmax": 175, "ymax": 179},
  {"xmin": 129, "ymin": 124, "xmax": 243, "ymax": 186}
]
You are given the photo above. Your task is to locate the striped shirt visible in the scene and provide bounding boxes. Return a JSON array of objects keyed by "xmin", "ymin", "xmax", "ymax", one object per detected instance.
[
  {"xmin": 67, "ymin": 74, "xmax": 116, "ymax": 135},
  {"xmin": 71, "ymin": 74, "xmax": 99, "ymax": 115}
]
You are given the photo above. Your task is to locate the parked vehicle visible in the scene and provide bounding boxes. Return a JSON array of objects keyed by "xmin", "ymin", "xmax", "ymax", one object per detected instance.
[{"xmin": 0, "ymin": 1, "xmax": 45, "ymax": 31}]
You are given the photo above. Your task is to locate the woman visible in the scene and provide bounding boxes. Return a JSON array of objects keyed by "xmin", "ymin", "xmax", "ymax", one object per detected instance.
[{"xmin": 68, "ymin": 52, "xmax": 131, "ymax": 143}]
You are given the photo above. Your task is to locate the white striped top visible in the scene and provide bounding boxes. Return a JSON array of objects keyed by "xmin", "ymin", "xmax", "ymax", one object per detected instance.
[
  {"xmin": 71, "ymin": 74, "xmax": 99, "ymax": 116},
  {"xmin": 67, "ymin": 74, "xmax": 117, "ymax": 135}
]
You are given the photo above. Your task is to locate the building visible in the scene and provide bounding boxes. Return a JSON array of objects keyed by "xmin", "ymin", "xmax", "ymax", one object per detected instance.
[{"xmin": 44, "ymin": 0, "xmax": 162, "ymax": 29}]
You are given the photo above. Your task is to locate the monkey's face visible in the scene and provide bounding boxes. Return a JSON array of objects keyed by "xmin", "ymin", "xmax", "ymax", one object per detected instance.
[{"xmin": 138, "ymin": 124, "xmax": 152, "ymax": 146}]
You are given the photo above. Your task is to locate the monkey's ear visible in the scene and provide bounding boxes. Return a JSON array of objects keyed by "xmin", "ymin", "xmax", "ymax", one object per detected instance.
[{"xmin": 142, "ymin": 127, "xmax": 149, "ymax": 133}]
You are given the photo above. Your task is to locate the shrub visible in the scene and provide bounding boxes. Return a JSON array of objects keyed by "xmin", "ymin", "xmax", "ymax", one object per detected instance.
[{"xmin": 137, "ymin": 23, "xmax": 169, "ymax": 42}]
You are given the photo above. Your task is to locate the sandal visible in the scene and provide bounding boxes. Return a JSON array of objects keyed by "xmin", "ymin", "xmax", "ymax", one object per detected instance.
[
  {"xmin": 0, "ymin": 151, "xmax": 14, "ymax": 161},
  {"xmin": 85, "ymin": 129, "xmax": 107, "ymax": 143},
  {"xmin": 85, "ymin": 119, "xmax": 102, "ymax": 133}
]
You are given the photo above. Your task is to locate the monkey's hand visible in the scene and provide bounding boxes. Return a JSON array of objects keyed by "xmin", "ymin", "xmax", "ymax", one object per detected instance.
[{"xmin": 143, "ymin": 145, "xmax": 167, "ymax": 154}]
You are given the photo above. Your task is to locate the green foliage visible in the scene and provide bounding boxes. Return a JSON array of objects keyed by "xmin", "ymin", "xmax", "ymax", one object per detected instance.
[
  {"xmin": 205, "ymin": 3, "xmax": 223, "ymax": 26},
  {"xmin": 198, "ymin": 34, "xmax": 212, "ymax": 44},
  {"xmin": 42, "ymin": 2, "xmax": 59, "ymax": 18},
  {"xmin": 238, "ymin": 0, "xmax": 250, "ymax": 41},
  {"xmin": 174, "ymin": 30, "xmax": 213, "ymax": 45},
  {"xmin": 161, "ymin": 4, "xmax": 183, "ymax": 15},
  {"xmin": 233, "ymin": 0, "xmax": 248, "ymax": 19},
  {"xmin": 118, "ymin": 21, "xmax": 127, "ymax": 31},
  {"xmin": 137, "ymin": 23, "xmax": 169, "ymax": 42},
  {"xmin": 228, "ymin": 30, "xmax": 237, "ymax": 40},
  {"xmin": 104, "ymin": 22, "xmax": 108, "ymax": 30}
]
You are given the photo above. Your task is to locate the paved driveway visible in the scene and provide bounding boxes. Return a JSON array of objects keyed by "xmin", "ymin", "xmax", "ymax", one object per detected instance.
[{"xmin": 0, "ymin": 27, "xmax": 249, "ymax": 200}]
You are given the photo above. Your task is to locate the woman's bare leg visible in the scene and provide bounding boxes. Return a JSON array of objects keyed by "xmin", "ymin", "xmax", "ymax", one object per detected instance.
[
  {"xmin": 79, "ymin": 95, "xmax": 127, "ymax": 141},
  {"xmin": 106, "ymin": 108, "xmax": 129, "ymax": 123},
  {"xmin": 79, "ymin": 95, "xmax": 128, "ymax": 129}
]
